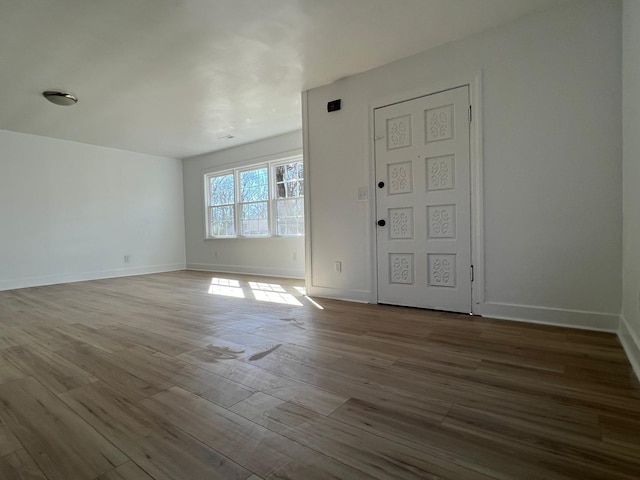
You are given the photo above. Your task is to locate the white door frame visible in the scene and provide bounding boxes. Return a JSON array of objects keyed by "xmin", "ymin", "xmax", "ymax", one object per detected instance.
[{"xmin": 368, "ymin": 71, "xmax": 484, "ymax": 312}]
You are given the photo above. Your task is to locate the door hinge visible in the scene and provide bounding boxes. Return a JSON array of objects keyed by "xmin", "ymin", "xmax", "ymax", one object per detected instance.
[
  {"xmin": 469, "ymin": 105, "xmax": 472, "ymax": 123},
  {"xmin": 470, "ymin": 265, "xmax": 474, "ymax": 282}
]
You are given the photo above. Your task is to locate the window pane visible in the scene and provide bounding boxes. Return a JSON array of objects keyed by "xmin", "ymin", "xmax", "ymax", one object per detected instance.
[
  {"xmin": 275, "ymin": 161, "xmax": 303, "ymax": 199},
  {"xmin": 209, "ymin": 173, "xmax": 234, "ymax": 206},
  {"xmin": 286, "ymin": 179, "xmax": 303, "ymax": 198},
  {"xmin": 276, "ymin": 198, "xmax": 304, "ymax": 236},
  {"xmin": 239, "ymin": 201, "xmax": 269, "ymax": 236},
  {"xmin": 276, "ymin": 162, "xmax": 303, "ymax": 182},
  {"xmin": 209, "ymin": 206, "xmax": 235, "ymax": 237},
  {"xmin": 240, "ymin": 168, "xmax": 268, "ymax": 202}
]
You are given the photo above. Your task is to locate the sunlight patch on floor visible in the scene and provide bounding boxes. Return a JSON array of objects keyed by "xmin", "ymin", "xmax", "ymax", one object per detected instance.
[
  {"xmin": 304, "ymin": 295, "xmax": 324, "ymax": 310},
  {"xmin": 249, "ymin": 282, "xmax": 286, "ymax": 293},
  {"xmin": 208, "ymin": 277, "xmax": 245, "ymax": 298},
  {"xmin": 207, "ymin": 277, "xmax": 323, "ymax": 308},
  {"xmin": 251, "ymin": 282, "xmax": 302, "ymax": 306}
]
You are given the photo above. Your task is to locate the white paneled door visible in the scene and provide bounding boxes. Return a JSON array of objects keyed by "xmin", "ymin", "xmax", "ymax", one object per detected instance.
[{"xmin": 375, "ymin": 86, "xmax": 472, "ymax": 313}]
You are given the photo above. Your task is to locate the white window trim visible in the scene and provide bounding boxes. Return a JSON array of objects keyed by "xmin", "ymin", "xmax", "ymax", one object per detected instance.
[{"xmin": 204, "ymin": 154, "xmax": 304, "ymax": 240}]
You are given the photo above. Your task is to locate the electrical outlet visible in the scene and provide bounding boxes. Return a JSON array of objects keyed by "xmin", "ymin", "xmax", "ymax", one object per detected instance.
[
  {"xmin": 334, "ymin": 261, "xmax": 342, "ymax": 273},
  {"xmin": 124, "ymin": 255, "xmax": 130, "ymax": 263},
  {"xmin": 214, "ymin": 251, "xmax": 218, "ymax": 259},
  {"xmin": 357, "ymin": 187, "xmax": 368, "ymax": 201}
]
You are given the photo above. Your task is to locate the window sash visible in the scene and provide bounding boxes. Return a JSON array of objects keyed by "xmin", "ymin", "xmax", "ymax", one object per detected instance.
[
  {"xmin": 239, "ymin": 167, "xmax": 269, "ymax": 203},
  {"xmin": 275, "ymin": 198, "xmax": 304, "ymax": 236},
  {"xmin": 208, "ymin": 172, "xmax": 235, "ymax": 206},
  {"xmin": 208, "ymin": 205, "xmax": 235, "ymax": 237},
  {"xmin": 238, "ymin": 200, "xmax": 270, "ymax": 237},
  {"xmin": 274, "ymin": 162, "xmax": 304, "ymax": 200}
]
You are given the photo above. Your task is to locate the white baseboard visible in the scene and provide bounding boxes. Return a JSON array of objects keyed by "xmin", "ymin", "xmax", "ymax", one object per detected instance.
[
  {"xmin": 0, "ymin": 263, "xmax": 186, "ymax": 292},
  {"xmin": 186, "ymin": 263, "xmax": 305, "ymax": 280},
  {"xmin": 306, "ymin": 285, "xmax": 371, "ymax": 303},
  {"xmin": 476, "ymin": 301, "xmax": 619, "ymax": 332},
  {"xmin": 619, "ymin": 316, "xmax": 640, "ymax": 382}
]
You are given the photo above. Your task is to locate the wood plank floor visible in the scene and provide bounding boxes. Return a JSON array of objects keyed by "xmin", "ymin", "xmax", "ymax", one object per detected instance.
[{"xmin": 0, "ymin": 270, "xmax": 638, "ymax": 480}]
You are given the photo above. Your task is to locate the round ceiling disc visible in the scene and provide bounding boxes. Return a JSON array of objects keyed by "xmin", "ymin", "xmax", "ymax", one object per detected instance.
[{"xmin": 43, "ymin": 91, "xmax": 78, "ymax": 106}]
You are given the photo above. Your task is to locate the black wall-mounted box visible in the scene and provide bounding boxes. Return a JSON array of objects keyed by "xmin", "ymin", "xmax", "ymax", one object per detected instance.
[{"xmin": 327, "ymin": 99, "xmax": 341, "ymax": 112}]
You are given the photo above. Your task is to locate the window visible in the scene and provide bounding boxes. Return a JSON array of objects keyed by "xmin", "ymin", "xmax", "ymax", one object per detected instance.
[
  {"xmin": 239, "ymin": 167, "xmax": 269, "ymax": 236},
  {"xmin": 274, "ymin": 161, "xmax": 304, "ymax": 236},
  {"xmin": 205, "ymin": 156, "xmax": 304, "ymax": 238}
]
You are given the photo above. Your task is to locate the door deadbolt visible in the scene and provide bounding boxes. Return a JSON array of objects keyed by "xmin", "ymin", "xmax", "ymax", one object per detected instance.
[
  {"xmin": 377, "ymin": 219, "xmax": 386, "ymax": 227},
  {"xmin": 377, "ymin": 181, "xmax": 384, "ymax": 188}
]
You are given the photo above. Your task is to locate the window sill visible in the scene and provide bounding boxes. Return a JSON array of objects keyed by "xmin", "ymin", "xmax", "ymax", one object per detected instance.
[{"xmin": 205, "ymin": 235, "xmax": 304, "ymax": 241}]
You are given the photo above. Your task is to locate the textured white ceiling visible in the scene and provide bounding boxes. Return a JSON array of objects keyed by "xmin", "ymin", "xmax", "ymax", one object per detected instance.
[{"xmin": 0, "ymin": 0, "xmax": 567, "ymax": 158}]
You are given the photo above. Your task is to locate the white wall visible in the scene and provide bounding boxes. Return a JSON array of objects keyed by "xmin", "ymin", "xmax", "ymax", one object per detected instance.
[
  {"xmin": 0, "ymin": 130, "xmax": 186, "ymax": 291},
  {"xmin": 621, "ymin": 0, "xmax": 640, "ymax": 377},
  {"xmin": 304, "ymin": 0, "xmax": 622, "ymax": 329},
  {"xmin": 183, "ymin": 131, "xmax": 305, "ymax": 279}
]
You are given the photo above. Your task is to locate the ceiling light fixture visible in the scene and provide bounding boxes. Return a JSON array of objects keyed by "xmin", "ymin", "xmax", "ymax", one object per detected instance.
[{"xmin": 42, "ymin": 91, "xmax": 78, "ymax": 106}]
